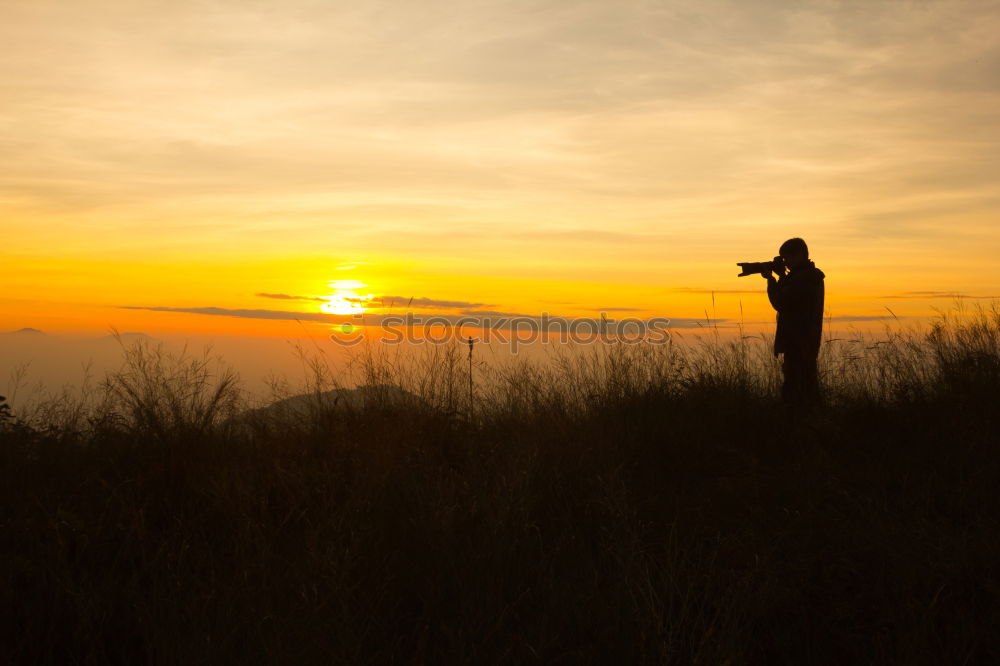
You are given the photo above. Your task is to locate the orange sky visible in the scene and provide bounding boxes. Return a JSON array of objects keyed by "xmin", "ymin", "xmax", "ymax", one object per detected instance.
[{"xmin": 4, "ymin": 0, "xmax": 1000, "ymax": 342}]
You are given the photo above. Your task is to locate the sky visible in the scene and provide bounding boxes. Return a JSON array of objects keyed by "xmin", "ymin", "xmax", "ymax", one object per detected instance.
[{"xmin": 3, "ymin": 0, "xmax": 1000, "ymax": 347}]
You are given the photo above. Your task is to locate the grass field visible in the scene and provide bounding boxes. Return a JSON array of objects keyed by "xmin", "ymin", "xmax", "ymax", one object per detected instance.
[{"xmin": 3, "ymin": 305, "xmax": 999, "ymax": 665}]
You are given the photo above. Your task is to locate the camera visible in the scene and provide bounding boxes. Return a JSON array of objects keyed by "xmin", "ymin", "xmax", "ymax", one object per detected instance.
[{"xmin": 737, "ymin": 255, "xmax": 784, "ymax": 277}]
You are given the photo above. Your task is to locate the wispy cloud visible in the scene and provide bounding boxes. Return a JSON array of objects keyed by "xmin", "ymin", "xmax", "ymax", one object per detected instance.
[
  {"xmin": 120, "ymin": 305, "xmax": 727, "ymax": 329},
  {"xmin": 880, "ymin": 291, "xmax": 998, "ymax": 300},
  {"xmin": 460, "ymin": 309, "xmax": 535, "ymax": 318},
  {"xmin": 512, "ymin": 230, "xmax": 675, "ymax": 244},
  {"xmin": 826, "ymin": 315, "xmax": 908, "ymax": 322},
  {"xmin": 255, "ymin": 293, "xmax": 492, "ymax": 309},
  {"xmin": 120, "ymin": 305, "xmax": 337, "ymax": 323},
  {"xmin": 669, "ymin": 287, "xmax": 760, "ymax": 295},
  {"xmin": 589, "ymin": 307, "xmax": 645, "ymax": 312},
  {"xmin": 6, "ymin": 0, "xmax": 1000, "ymax": 325},
  {"xmin": 256, "ymin": 292, "xmax": 326, "ymax": 302},
  {"xmin": 370, "ymin": 296, "xmax": 492, "ymax": 309}
]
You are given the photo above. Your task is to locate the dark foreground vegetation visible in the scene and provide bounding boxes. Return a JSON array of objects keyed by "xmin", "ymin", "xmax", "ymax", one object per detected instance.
[{"xmin": 3, "ymin": 306, "xmax": 1000, "ymax": 665}]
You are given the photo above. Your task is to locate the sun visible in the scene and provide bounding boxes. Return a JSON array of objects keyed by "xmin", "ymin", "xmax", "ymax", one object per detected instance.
[{"xmin": 319, "ymin": 279, "xmax": 374, "ymax": 315}]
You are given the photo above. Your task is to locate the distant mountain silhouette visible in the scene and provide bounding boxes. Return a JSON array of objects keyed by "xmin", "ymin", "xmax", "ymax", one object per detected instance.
[
  {"xmin": 222, "ymin": 384, "xmax": 424, "ymax": 435},
  {"xmin": 0, "ymin": 329, "xmax": 156, "ymax": 340},
  {"xmin": 243, "ymin": 384, "xmax": 421, "ymax": 423}
]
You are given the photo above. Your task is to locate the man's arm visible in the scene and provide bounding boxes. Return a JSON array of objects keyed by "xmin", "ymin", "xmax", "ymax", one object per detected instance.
[
  {"xmin": 766, "ymin": 274, "xmax": 781, "ymax": 311},
  {"xmin": 769, "ymin": 273, "xmax": 820, "ymax": 313}
]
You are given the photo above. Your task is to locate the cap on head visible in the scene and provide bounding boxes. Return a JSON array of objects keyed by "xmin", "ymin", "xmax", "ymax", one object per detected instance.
[{"xmin": 779, "ymin": 237, "xmax": 808, "ymax": 258}]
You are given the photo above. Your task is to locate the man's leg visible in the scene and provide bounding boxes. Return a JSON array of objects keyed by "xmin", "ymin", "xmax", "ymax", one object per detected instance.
[
  {"xmin": 781, "ymin": 352, "xmax": 801, "ymax": 404},
  {"xmin": 802, "ymin": 354, "xmax": 821, "ymax": 404},
  {"xmin": 781, "ymin": 352, "xmax": 797, "ymax": 405},
  {"xmin": 783, "ymin": 349, "xmax": 822, "ymax": 410}
]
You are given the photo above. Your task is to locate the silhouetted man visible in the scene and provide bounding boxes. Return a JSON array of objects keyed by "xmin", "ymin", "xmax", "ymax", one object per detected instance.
[{"xmin": 764, "ymin": 238, "xmax": 825, "ymax": 406}]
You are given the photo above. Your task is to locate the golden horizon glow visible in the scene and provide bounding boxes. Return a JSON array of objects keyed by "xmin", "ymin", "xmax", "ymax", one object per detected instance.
[{"xmin": 3, "ymin": 0, "xmax": 1000, "ymax": 341}]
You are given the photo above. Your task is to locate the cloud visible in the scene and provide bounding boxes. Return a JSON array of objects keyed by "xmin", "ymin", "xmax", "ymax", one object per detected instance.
[
  {"xmin": 120, "ymin": 304, "xmax": 726, "ymax": 329},
  {"xmin": 256, "ymin": 292, "xmax": 326, "ymax": 302},
  {"xmin": 588, "ymin": 307, "xmax": 644, "ymax": 312},
  {"xmin": 120, "ymin": 305, "xmax": 339, "ymax": 323},
  {"xmin": 742, "ymin": 314, "xmax": 912, "ymax": 325},
  {"xmin": 254, "ymin": 293, "xmax": 494, "ymax": 310},
  {"xmin": 7, "ymin": 0, "xmax": 1000, "ymax": 314},
  {"xmin": 840, "ymin": 194, "xmax": 1000, "ymax": 242},
  {"xmin": 880, "ymin": 291, "xmax": 998, "ymax": 300},
  {"xmin": 512, "ymin": 229, "xmax": 676, "ymax": 244},
  {"xmin": 670, "ymin": 287, "xmax": 760, "ymax": 295},
  {"xmin": 659, "ymin": 319, "xmax": 731, "ymax": 329},
  {"xmin": 826, "ymin": 315, "xmax": 908, "ymax": 322},
  {"xmin": 460, "ymin": 309, "xmax": 535, "ymax": 318},
  {"xmin": 372, "ymin": 296, "xmax": 492, "ymax": 309}
]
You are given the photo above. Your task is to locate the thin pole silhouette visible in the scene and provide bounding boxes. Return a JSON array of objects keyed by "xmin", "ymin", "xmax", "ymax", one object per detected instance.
[{"xmin": 467, "ymin": 336, "xmax": 476, "ymax": 421}]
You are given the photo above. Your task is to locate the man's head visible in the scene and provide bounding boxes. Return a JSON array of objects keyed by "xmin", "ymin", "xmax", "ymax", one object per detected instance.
[{"xmin": 779, "ymin": 237, "xmax": 809, "ymax": 270}]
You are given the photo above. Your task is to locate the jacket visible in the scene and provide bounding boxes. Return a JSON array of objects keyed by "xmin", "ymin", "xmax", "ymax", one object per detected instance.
[{"xmin": 767, "ymin": 261, "xmax": 825, "ymax": 358}]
